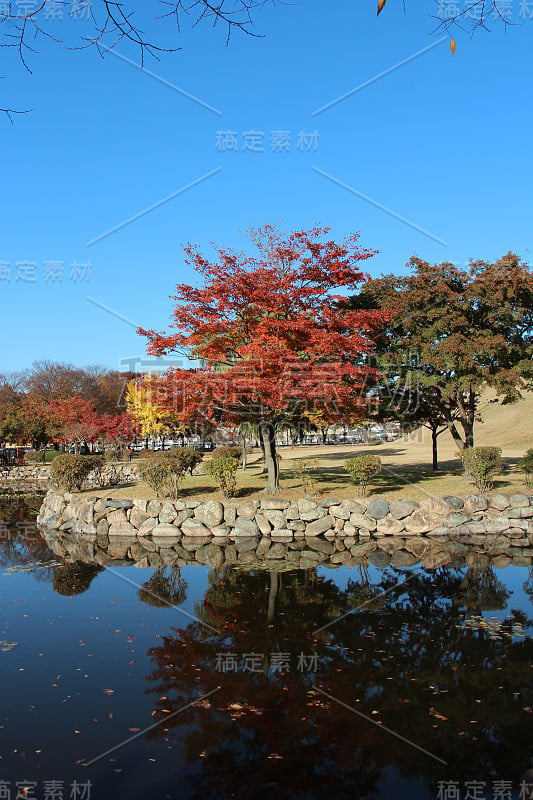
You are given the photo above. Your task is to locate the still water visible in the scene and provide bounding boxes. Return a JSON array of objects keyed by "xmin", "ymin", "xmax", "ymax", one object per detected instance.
[{"xmin": 0, "ymin": 497, "xmax": 532, "ymax": 800}]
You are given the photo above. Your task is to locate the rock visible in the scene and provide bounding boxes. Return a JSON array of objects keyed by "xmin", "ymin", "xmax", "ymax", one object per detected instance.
[
  {"xmin": 134, "ymin": 556, "xmax": 150, "ymax": 569},
  {"xmin": 137, "ymin": 518, "xmax": 157, "ymax": 537},
  {"xmin": 330, "ymin": 505, "xmax": 351, "ymax": 520},
  {"xmin": 108, "ymin": 520, "xmax": 137, "ymax": 536},
  {"xmin": 288, "ymin": 520, "xmax": 305, "ymax": 531},
  {"xmin": 492, "ymin": 555, "xmax": 511, "ymax": 568},
  {"xmin": 185, "ymin": 500, "xmax": 201, "ymax": 509},
  {"xmin": 389, "ymin": 499, "xmax": 419, "ymax": 519},
  {"xmin": 366, "ymin": 499, "xmax": 390, "ymax": 520},
  {"xmin": 304, "ymin": 537, "xmax": 335, "ymax": 554},
  {"xmin": 488, "ymin": 493, "xmax": 510, "ymax": 511},
  {"xmin": 298, "ymin": 498, "xmax": 318, "ymax": 513},
  {"xmin": 441, "ymin": 512, "xmax": 469, "ymax": 527},
  {"xmin": 300, "ymin": 508, "xmax": 326, "ymax": 522},
  {"xmin": 107, "ymin": 536, "xmax": 134, "ymax": 559},
  {"xmin": 238, "ymin": 552, "xmax": 258, "ymax": 566},
  {"xmin": 264, "ymin": 510, "xmax": 287, "ymax": 529},
  {"xmin": 404, "ymin": 510, "xmax": 440, "ymax": 534},
  {"xmin": 419, "ymin": 496, "xmax": 453, "ymax": 515},
  {"xmin": 255, "ymin": 513, "xmax": 272, "ymax": 535},
  {"xmin": 484, "ymin": 517, "xmax": 511, "ymax": 533},
  {"xmin": 195, "ymin": 544, "xmax": 224, "ymax": 568},
  {"xmin": 423, "ymin": 551, "xmax": 451, "ymax": 569},
  {"xmin": 236, "ymin": 500, "xmax": 259, "ymax": 519},
  {"xmin": 105, "ymin": 499, "xmax": 133, "ymax": 509},
  {"xmin": 129, "ymin": 541, "xmax": 148, "ymax": 561},
  {"xmin": 235, "ymin": 517, "xmax": 259, "ymax": 536},
  {"xmin": 130, "ymin": 506, "xmax": 149, "ymax": 529},
  {"xmin": 349, "ymin": 513, "xmax": 377, "ymax": 532},
  {"xmin": 376, "ymin": 515, "xmax": 405, "ymax": 536},
  {"xmin": 268, "ymin": 542, "xmax": 288, "ymax": 559},
  {"xmin": 137, "ymin": 535, "xmax": 157, "ymax": 552},
  {"xmin": 132, "ymin": 499, "xmax": 148, "ymax": 513},
  {"xmin": 368, "ymin": 550, "xmax": 390, "ymax": 568},
  {"xmin": 159, "ymin": 503, "xmax": 178, "ymax": 523},
  {"xmin": 463, "ymin": 495, "xmax": 488, "ymax": 513},
  {"xmin": 223, "ymin": 504, "xmax": 238, "ymax": 526},
  {"xmin": 270, "ymin": 530, "xmax": 294, "ymax": 540},
  {"xmin": 181, "ymin": 519, "xmax": 212, "ymax": 537},
  {"xmin": 175, "ymin": 509, "xmax": 194, "ymax": 526},
  {"xmin": 319, "ymin": 497, "xmax": 343, "ymax": 508},
  {"xmin": 261, "ymin": 498, "xmax": 290, "ymax": 510},
  {"xmin": 148, "ymin": 552, "xmax": 163, "ymax": 567},
  {"xmin": 404, "ymin": 538, "xmax": 431, "ymax": 558},
  {"xmin": 194, "ymin": 500, "xmax": 224, "ymax": 528},
  {"xmin": 305, "ymin": 515, "xmax": 335, "ymax": 536},
  {"xmin": 391, "ymin": 550, "xmax": 419, "ymax": 567},
  {"xmin": 286, "ymin": 504, "xmax": 300, "ymax": 521},
  {"xmin": 235, "ymin": 536, "xmax": 259, "ymax": 552},
  {"xmin": 510, "ymin": 493, "xmax": 529, "ymax": 508},
  {"xmin": 96, "ymin": 518, "xmax": 109, "ymax": 536},
  {"xmin": 212, "ymin": 525, "xmax": 231, "ymax": 537},
  {"xmin": 107, "ymin": 508, "xmax": 128, "ymax": 525},
  {"xmin": 182, "ymin": 536, "xmax": 210, "ymax": 551},
  {"xmin": 256, "ymin": 538, "xmax": 271, "ymax": 558},
  {"xmin": 147, "ymin": 500, "xmax": 162, "ymax": 517},
  {"xmin": 442, "ymin": 495, "xmax": 464, "ymax": 510}
]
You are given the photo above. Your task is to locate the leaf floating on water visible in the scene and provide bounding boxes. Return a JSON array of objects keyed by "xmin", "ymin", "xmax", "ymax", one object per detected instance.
[
  {"xmin": 103, "ymin": 689, "xmax": 115, "ymax": 695},
  {"xmin": 0, "ymin": 641, "xmax": 18, "ymax": 653},
  {"xmin": 450, "ymin": 37, "xmax": 456, "ymax": 56},
  {"xmin": 377, "ymin": 0, "xmax": 386, "ymax": 16}
]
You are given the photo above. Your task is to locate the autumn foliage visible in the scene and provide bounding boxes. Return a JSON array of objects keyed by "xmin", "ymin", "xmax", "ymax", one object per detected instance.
[{"xmin": 139, "ymin": 225, "xmax": 386, "ymax": 492}]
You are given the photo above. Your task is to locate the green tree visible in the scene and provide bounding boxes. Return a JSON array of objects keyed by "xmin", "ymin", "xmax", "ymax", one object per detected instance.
[{"xmin": 352, "ymin": 253, "xmax": 533, "ymax": 452}]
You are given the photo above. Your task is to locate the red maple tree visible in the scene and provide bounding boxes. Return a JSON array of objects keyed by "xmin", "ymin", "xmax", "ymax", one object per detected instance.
[{"xmin": 140, "ymin": 225, "xmax": 386, "ymax": 493}]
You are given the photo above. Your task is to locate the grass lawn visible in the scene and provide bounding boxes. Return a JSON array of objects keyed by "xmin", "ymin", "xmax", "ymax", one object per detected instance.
[{"xmin": 79, "ymin": 389, "xmax": 533, "ymax": 503}]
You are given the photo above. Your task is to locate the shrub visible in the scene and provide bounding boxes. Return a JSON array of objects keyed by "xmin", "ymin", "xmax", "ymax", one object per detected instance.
[
  {"xmin": 137, "ymin": 448, "xmax": 202, "ymax": 499},
  {"xmin": 24, "ymin": 450, "xmax": 62, "ymax": 464},
  {"xmin": 344, "ymin": 455, "xmax": 382, "ymax": 496},
  {"xmin": 212, "ymin": 446, "xmax": 241, "ymax": 463},
  {"xmin": 50, "ymin": 454, "xmax": 105, "ymax": 491},
  {"xmin": 458, "ymin": 446, "xmax": 503, "ymax": 492},
  {"xmin": 294, "ymin": 458, "xmax": 319, "ymax": 494},
  {"xmin": 205, "ymin": 451, "xmax": 239, "ymax": 497},
  {"xmin": 519, "ymin": 448, "xmax": 533, "ymax": 488}
]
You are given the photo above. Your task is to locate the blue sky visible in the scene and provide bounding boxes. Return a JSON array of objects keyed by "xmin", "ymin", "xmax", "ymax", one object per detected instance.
[{"xmin": 2, "ymin": 0, "xmax": 532, "ymax": 373}]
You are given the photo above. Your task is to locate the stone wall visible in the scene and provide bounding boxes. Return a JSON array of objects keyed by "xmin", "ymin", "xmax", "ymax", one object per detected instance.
[
  {"xmin": 0, "ymin": 463, "xmax": 138, "ymax": 492},
  {"xmin": 0, "ymin": 465, "xmax": 52, "ymax": 491},
  {"xmin": 37, "ymin": 491, "xmax": 533, "ymax": 569}
]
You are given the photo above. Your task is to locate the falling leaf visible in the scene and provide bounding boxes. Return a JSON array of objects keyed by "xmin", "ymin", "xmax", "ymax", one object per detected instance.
[
  {"xmin": 377, "ymin": 0, "xmax": 386, "ymax": 15},
  {"xmin": 450, "ymin": 38, "xmax": 456, "ymax": 56},
  {"xmin": 429, "ymin": 707, "xmax": 448, "ymax": 720}
]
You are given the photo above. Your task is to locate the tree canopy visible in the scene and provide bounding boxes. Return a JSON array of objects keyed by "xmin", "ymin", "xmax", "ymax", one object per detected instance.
[
  {"xmin": 351, "ymin": 252, "xmax": 533, "ymax": 456},
  {"xmin": 139, "ymin": 224, "xmax": 386, "ymax": 492}
]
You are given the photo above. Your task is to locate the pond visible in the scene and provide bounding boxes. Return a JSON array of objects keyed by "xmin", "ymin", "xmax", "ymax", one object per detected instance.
[{"xmin": 1, "ymin": 496, "xmax": 532, "ymax": 800}]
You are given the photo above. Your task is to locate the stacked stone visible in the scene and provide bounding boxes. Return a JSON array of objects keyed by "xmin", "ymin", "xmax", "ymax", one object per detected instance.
[{"xmin": 37, "ymin": 491, "xmax": 533, "ymax": 570}]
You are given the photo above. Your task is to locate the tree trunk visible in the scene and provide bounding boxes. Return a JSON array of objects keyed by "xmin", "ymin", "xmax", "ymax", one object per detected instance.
[
  {"xmin": 240, "ymin": 433, "xmax": 247, "ymax": 469},
  {"xmin": 321, "ymin": 427, "xmax": 327, "ymax": 444},
  {"xmin": 260, "ymin": 420, "xmax": 280, "ymax": 494},
  {"xmin": 267, "ymin": 571, "xmax": 279, "ymax": 625},
  {"xmin": 431, "ymin": 426, "xmax": 439, "ymax": 471}
]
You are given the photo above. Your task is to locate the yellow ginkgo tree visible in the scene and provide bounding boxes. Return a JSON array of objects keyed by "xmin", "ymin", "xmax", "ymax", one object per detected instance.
[{"xmin": 125, "ymin": 379, "xmax": 180, "ymax": 447}]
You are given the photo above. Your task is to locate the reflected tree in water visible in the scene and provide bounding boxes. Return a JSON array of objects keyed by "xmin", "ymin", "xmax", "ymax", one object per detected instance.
[
  {"xmin": 137, "ymin": 567, "xmax": 187, "ymax": 608},
  {"xmin": 52, "ymin": 561, "xmax": 103, "ymax": 596},
  {"xmin": 141, "ymin": 565, "xmax": 533, "ymax": 798}
]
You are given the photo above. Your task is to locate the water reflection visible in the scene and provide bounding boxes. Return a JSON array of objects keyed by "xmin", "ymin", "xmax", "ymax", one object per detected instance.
[
  {"xmin": 143, "ymin": 566, "xmax": 533, "ymax": 798},
  {"xmin": 1, "ymin": 500, "xmax": 532, "ymax": 799}
]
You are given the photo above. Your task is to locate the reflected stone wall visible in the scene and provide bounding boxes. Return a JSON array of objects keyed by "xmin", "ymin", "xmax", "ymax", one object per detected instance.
[{"xmin": 37, "ymin": 491, "xmax": 533, "ymax": 570}]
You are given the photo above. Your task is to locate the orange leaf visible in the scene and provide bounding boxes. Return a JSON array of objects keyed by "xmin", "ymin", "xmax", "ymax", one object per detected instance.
[
  {"xmin": 450, "ymin": 38, "xmax": 456, "ymax": 56},
  {"xmin": 377, "ymin": 0, "xmax": 386, "ymax": 16}
]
